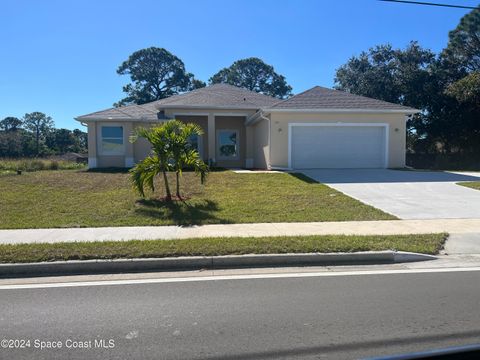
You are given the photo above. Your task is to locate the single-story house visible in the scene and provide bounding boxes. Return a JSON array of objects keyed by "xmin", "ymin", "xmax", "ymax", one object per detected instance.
[{"xmin": 76, "ymin": 84, "xmax": 418, "ymax": 170}]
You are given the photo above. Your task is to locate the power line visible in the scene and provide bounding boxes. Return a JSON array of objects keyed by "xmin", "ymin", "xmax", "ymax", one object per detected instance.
[{"xmin": 379, "ymin": 0, "xmax": 478, "ymax": 9}]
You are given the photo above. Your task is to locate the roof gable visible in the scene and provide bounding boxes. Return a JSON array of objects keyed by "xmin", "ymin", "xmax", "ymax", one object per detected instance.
[
  {"xmin": 76, "ymin": 84, "xmax": 279, "ymax": 121},
  {"xmin": 152, "ymin": 83, "xmax": 279, "ymax": 109},
  {"xmin": 268, "ymin": 86, "xmax": 417, "ymax": 112},
  {"xmin": 75, "ymin": 102, "xmax": 160, "ymax": 121}
]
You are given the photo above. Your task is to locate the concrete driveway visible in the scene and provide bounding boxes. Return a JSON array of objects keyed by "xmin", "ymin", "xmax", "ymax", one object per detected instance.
[{"xmin": 301, "ymin": 169, "xmax": 480, "ymax": 220}]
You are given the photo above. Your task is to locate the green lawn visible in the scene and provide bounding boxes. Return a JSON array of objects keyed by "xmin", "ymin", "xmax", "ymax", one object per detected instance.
[
  {"xmin": 0, "ymin": 169, "xmax": 395, "ymax": 229},
  {"xmin": 458, "ymin": 182, "xmax": 480, "ymax": 191},
  {"xmin": 0, "ymin": 233, "xmax": 446, "ymax": 263}
]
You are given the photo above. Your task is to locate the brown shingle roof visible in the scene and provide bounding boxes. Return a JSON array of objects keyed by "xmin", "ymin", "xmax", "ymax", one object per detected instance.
[
  {"xmin": 76, "ymin": 84, "xmax": 418, "ymax": 121},
  {"xmin": 76, "ymin": 84, "xmax": 278, "ymax": 121},
  {"xmin": 76, "ymin": 102, "xmax": 159, "ymax": 121},
  {"xmin": 268, "ymin": 86, "xmax": 417, "ymax": 112},
  {"xmin": 153, "ymin": 83, "xmax": 279, "ymax": 108}
]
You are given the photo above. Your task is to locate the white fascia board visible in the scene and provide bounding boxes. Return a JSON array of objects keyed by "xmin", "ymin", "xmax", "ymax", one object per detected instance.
[
  {"xmin": 245, "ymin": 110, "xmax": 271, "ymax": 126},
  {"xmin": 263, "ymin": 108, "xmax": 420, "ymax": 114},
  {"xmin": 245, "ymin": 111, "xmax": 261, "ymax": 126}
]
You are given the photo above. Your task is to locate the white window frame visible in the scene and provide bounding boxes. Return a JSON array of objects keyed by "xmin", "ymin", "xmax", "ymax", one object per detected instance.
[
  {"xmin": 98, "ymin": 124, "xmax": 125, "ymax": 156},
  {"xmin": 287, "ymin": 122, "xmax": 389, "ymax": 169},
  {"xmin": 217, "ymin": 129, "xmax": 240, "ymax": 160}
]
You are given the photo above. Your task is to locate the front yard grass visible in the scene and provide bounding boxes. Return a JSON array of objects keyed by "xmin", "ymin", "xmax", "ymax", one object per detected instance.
[
  {"xmin": 0, "ymin": 170, "xmax": 395, "ymax": 229},
  {"xmin": 458, "ymin": 182, "xmax": 480, "ymax": 191},
  {"xmin": 0, "ymin": 233, "xmax": 447, "ymax": 263}
]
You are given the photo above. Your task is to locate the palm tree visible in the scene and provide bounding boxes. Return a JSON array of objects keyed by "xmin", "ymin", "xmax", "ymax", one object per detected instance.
[
  {"xmin": 169, "ymin": 122, "xmax": 209, "ymax": 198},
  {"xmin": 129, "ymin": 120, "xmax": 209, "ymax": 201}
]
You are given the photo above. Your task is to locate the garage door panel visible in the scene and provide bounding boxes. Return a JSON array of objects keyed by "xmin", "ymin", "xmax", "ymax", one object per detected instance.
[{"xmin": 291, "ymin": 125, "xmax": 386, "ymax": 169}]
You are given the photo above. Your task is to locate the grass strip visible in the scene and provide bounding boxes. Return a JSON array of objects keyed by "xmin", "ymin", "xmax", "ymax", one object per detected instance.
[
  {"xmin": 0, "ymin": 234, "xmax": 447, "ymax": 263},
  {"xmin": 458, "ymin": 182, "xmax": 480, "ymax": 191}
]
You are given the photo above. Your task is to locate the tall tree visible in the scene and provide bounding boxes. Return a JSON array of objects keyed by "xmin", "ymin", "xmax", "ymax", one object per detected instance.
[
  {"xmin": 431, "ymin": 6, "xmax": 480, "ymax": 153},
  {"xmin": 45, "ymin": 128, "xmax": 77, "ymax": 153},
  {"xmin": 23, "ymin": 112, "xmax": 54, "ymax": 155},
  {"xmin": 115, "ymin": 47, "xmax": 205, "ymax": 106},
  {"xmin": 72, "ymin": 129, "xmax": 88, "ymax": 152},
  {"xmin": 0, "ymin": 117, "xmax": 22, "ymax": 132},
  {"xmin": 0, "ymin": 130, "xmax": 23, "ymax": 157},
  {"xmin": 334, "ymin": 42, "xmax": 435, "ymax": 109},
  {"xmin": 334, "ymin": 42, "xmax": 435, "ymax": 151},
  {"xmin": 446, "ymin": 71, "xmax": 480, "ymax": 104},
  {"xmin": 442, "ymin": 6, "xmax": 480, "ymax": 73},
  {"xmin": 209, "ymin": 57, "xmax": 293, "ymax": 99}
]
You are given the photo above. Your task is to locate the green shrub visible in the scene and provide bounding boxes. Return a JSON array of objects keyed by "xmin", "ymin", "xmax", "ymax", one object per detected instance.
[
  {"xmin": 28, "ymin": 160, "xmax": 45, "ymax": 171},
  {"xmin": 49, "ymin": 160, "xmax": 59, "ymax": 170}
]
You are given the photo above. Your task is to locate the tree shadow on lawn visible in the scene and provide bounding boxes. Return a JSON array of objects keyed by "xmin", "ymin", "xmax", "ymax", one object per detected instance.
[
  {"xmin": 288, "ymin": 172, "xmax": 319, "ymax": 184},
  {"xmin": 86, "ymin": 167, "xmax": 130, "ymax": 174},
  {"xmin": 135, "ymin": 198, "xmax": 232, "ymax": 226}
]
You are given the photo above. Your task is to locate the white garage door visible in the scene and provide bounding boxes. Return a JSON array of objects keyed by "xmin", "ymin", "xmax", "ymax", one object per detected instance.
[{"xmin": 290, "ymin": 125, "xmax": 387, "ymax": 169}]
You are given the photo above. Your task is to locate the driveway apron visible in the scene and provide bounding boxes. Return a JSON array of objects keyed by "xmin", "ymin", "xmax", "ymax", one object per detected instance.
[{"xmin": 301, "ymin": 169, "xmax": 480, "ymax": 220}]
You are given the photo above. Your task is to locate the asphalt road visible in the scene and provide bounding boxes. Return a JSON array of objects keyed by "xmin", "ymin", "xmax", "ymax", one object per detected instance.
[{"xmin": 2, "ymin": 270, "xmax": 480, "ymax": 359}]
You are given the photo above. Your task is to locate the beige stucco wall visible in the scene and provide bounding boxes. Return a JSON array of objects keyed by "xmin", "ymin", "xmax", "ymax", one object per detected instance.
[
  {"xmin": 87, "ymin": 122, "xmax": 97, "ymax": 160},
  {"xmin": 133, "ymin": 122, "xmax": 155, "ymax": 163},
  {"xmin": 164, "ymin": 109, "xmax": 253, "ymax": 167},
  {"xmin": 95, "ymin": 115, "xmax": 250, "ymax": 168},
  {"xmin": 92, "ymin": 121, "xmax": 131, "ymax": 168},
  {"xmin": 269, "ymin": 112, "xmax": 407, "ymax": 169},
  {"xmin": 88, "ymin": 114, "xmax": 250, "ymax": 168},
  {"xmin": 97, "ymin": 155, "xmax": 125, "ymax": 168},
  {"xmin": 86, "ymin": 110, "xmax": 407, "ymax": 170},
  {"xmin": 252, "ymin": 118, "xmax": 270, "ymax": 169},
  {"xmin": 88, "ymin": 109, "xmax": 254, "ymax": 167},
  {"xmin": 90, "ymin": 120, "xmax": 158, "ymax": 168},
  {"xmin": 131, "ymin": 117, "xmax": 210, "ymax": 163}
]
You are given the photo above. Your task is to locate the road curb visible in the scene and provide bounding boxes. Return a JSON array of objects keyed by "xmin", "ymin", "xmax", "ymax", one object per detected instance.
[{"xmin": 0, "ymin": 251, "xmax": 436, "ymax": 277}]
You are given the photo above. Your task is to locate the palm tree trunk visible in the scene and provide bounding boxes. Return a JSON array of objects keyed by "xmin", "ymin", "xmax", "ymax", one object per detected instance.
[
  {"xmin": 176, "ymin": 171, "xmax": 181, "ymax": 198},
  {"xmin": 162, "ymin": 170, "xmax": 172, "ymax": 200}
]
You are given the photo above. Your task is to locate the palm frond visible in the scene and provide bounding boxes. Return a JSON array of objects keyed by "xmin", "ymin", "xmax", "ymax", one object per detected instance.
[
  {"xmin": 129, "ymin": 155, "xmax": 162, "ymax": 197},
  {"xmin": 129, "ymin": 120, "xmax": 209, "ymax": 199}
]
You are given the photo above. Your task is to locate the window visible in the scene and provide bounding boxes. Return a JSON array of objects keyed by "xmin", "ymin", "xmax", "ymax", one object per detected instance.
[
  {"xmin": 101, "ymin": 126, "xmax": 124, "ymax": 155},
  {"xmin": 187, "ymin": 134, "xmax": 203, "ymax": 158},
  {"xmin": 188, "ymin": 134, "xmax": 199, "ymax": 152},
  {"xmin": 217, "ymin": 130, "xmax": 239, "ymax": 160}
]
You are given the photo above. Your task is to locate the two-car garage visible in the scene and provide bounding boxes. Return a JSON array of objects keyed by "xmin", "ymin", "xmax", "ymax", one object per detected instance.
[
  {"xmin": 263, "ymin": 86, "xmax": 414, "ymax": 170},
  {"xmin": 289, "ymin": 124, "xmax": 388, "ymax": 169}
]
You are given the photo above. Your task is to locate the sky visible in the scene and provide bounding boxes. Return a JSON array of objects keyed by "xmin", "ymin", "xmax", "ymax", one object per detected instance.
[{"xmin": 0, "ymin": 0, "xmax": 476, "ymax": 129}]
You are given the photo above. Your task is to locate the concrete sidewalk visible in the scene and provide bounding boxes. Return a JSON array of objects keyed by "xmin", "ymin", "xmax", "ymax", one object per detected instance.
[
  {"xmin": 1, "ymin": 218, "xmax": 480, "ymax": 244},
  {"xmin": 444, "ymin": 233, "xmax": 480, "ymax": 254}
]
